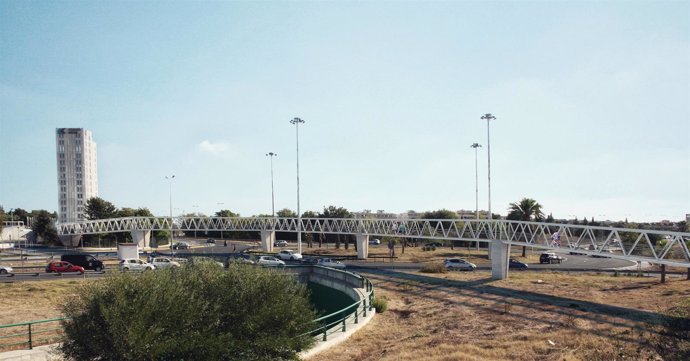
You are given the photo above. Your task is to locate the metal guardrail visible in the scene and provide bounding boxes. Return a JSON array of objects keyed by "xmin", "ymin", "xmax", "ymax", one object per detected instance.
[
  {"xmin": 298, "ymin": 269, "xmax": 375, "ymax": 342},
  {"xmin": 0, "ymin": 317, "xmax": 66, "ymax": 351}
]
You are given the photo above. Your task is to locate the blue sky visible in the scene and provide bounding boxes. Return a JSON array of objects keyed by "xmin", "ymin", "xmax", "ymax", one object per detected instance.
[{"xmin": 1, "ymin": 1, "xmax": 688, "ymax": 222}]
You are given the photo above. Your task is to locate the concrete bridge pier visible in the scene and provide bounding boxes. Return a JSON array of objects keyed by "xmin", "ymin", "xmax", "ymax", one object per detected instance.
[
  {"xmin": 260, "ymin": 230, "xmax": 275, "ymax": 252},
  {"xmin": 490, "ymin": 240, "xmax": 510, "ymax": 280},
  {"xmin": 356, "ymin": 233, "xmax": 369, "ymax": 260},
  {"xmin": 130, "ymin": 230, "xmax": 152, "ymax": 249}
]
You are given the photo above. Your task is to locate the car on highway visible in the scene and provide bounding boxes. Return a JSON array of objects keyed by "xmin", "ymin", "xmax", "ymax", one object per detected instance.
[
  {"xmin": 61, "ymin": 254, "xmax": 105, "ymax": 272},
  {"xmin": 277, "ymin": 250, "xmax": 303, "ymax": 261},
  {"xmin": 508, "ymin": 258, "xmax": 528, "ymax": 270},
  {"xmin": 0, "ymin": 265, "xmax": 13, "ymax": 275},
  {"xmin": 46, "ymin": 261, "xmax": 85, "ymax": 274},
  {"xmin": 316, "ymin": 258, "xmax": 346, "ymax": 269},
  {"xmin": 225, "ymin": 253, "xmax": 255, "ymax": 266},
  {"xmin": 172, "ymin": 242, "xmax": 191, "ymax": 250},
  {"xmin": 539, "ymin": 252, "xmax": 565, "ymax": 264},
  {"xmin": 274, "ymin": 240, "xmax": 289, "ymax": 247},
  {"xmin": 369, "ymin": 239, "xmax": 381, "ymax": 245},
  {"xmin": 188, "ymin": 257, "xmax": 224, "ymax": 268},
  {"xmin": 257, "ymin": 256, "xmax": 285, "ymax": 267},
  {"xmin": 206, "ymin": 238, "xmax": 216, "ymax": 244},
  {"xmin": 443, "ymin": 258, "xmax": 476, "ymax": 271},
  {"xmin": 119, "ymin": 258, "xmax": 155, "ymax": 272},
  {"xmin": 150, "ymin": 257, "xmax": 180, "ymax": 269}
]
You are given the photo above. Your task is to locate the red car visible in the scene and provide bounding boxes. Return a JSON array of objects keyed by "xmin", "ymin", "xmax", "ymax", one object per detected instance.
[{"xmin": 45, "ymin": 261, "xmax": 85, "ymax": 274}]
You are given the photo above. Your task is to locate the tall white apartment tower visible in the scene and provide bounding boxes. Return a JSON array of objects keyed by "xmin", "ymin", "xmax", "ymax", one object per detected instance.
[{"xmin": 56, "ymin": 128, "xmax": 98, "ymax": 223}]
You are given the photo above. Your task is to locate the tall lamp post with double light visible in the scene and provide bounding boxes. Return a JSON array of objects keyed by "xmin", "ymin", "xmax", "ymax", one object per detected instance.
[
  {"xmin": 290, "ymin": 117, "xmax": 305, "ymax": 254},
  {"xmin": 165, "ymin": 175, "xmax": 175, "ymax": 256},
  {"xmin": 480, "ymin": 113, "xmax": 496, "ymax": 220},
  {"xmin": 470, "ymin": 143, "xmax": 482, "ymax": 219},
  {"xmin": 266, "ymin": 152, "xmax": 277, "ymax": 217}
]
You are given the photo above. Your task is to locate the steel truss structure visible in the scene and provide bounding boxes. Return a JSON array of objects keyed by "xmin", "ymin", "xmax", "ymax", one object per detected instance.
[{"xmin": 57, "ymin": 217, "xmax": 690, "ymax": 267}]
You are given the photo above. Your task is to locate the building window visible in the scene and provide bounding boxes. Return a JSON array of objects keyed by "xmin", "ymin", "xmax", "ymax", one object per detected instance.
[
  {"xmin": 59, "ymin": 154, "xmax": 64, "ymax": 159},
  {"xmin": 77, "ymin": 180, "xmax": 82, "ymax": 185},
  {"xmin": 77, "ymin": 193, "xmax": 82, "ymax": 199}
]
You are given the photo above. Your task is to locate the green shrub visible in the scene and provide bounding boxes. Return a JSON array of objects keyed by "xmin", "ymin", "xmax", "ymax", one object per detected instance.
[
  {"xmin": 420, "ymin": 263, "xmax": 447, "ymax": 274},
  {"xmin": 59, "ymin": 263, "xmax": 317, "ymax": 361},
  {"xmin": 373, "ymin": 297, "xmax": 388, "ymax": 313}
]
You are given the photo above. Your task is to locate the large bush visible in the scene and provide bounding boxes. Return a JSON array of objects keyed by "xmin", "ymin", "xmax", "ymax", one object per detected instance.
[{"xmin": 59, "ymin": 263, "xmax": 317, "ymax": 360}]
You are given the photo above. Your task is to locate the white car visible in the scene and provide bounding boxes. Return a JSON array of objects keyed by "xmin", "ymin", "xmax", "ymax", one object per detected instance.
[
  {"xmin": 150, "ymin": 257, "xmax": 180, "ymax": 269},
  {"xmin": 443, "ymin": 258, "xmax": 476, "ymax": 271},
  {"xmin": 277, "ymin": 250, "xmax": 303, "ymax": 261},
  {"xmin": 120, "ymin": 258, "xmax": 155, "ymax": 272},
  {"xmin": 369, "ymin": 239, "xmax": 381, "ymax": 245},
  {"xmin": 316, "ymin": 258, "xmax": 345, "ymax": 269},
  {"xmin": 257, "ymin": 256, "xmax": 285, "ymax": 267},
  {"xmin": 274, "ymin": 240, "xmax": 288, "ymax": 247},
  {"xmin": 0, "ymin": 265, "xmax": 13, "ymax": 275}
]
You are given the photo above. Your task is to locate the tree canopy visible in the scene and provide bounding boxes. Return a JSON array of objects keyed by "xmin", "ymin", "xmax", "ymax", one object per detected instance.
[
  {"xmin": 506, "ymin": 198, "xmax": 544, "ymax": 221},
  {"xmin": 84, "ymin": 197, "xmax": 117, "ymax": 220}
]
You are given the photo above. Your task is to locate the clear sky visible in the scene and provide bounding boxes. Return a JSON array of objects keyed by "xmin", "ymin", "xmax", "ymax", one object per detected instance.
[{"xmin": 1, "ymin": 1, "xmax": 688, "ymax": 222}]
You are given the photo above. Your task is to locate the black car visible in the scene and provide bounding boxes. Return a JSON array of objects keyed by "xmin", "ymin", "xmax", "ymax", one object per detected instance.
[
  {"xmin": 206, "ymin": 238, "xmax": 216, "ymax": 244},
  {"xmin": 425, "ymin": 242, "xmax": 444, "ymax": 248},
  {"xmin": 508, "ymin": 258, "xmax": 528, "ymax": 269},
  {"xmin": 61, "ymin": 254, "xmax": 105, "ymax": 272},
  {"xmin": 539, "ymin": 253, "xmax": 565, "ymax": 264}
]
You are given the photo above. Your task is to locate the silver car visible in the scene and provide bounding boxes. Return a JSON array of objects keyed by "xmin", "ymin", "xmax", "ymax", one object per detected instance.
[
  {"xmin": 257, "ymin": 256, "xmax": 285, "ymax": 267},
  {"xmin": 120, "ymin": 258, "xmax": 155, "ymax": 272},
  {"xmin": 0, "ymin": 265, "xmax": 13, "ymax": 275}
]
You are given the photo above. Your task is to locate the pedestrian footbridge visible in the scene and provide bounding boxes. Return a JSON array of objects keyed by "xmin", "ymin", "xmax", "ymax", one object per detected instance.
[{"xmin": 56, "ymin": 217, "xmax": 690, "ymax": 279}]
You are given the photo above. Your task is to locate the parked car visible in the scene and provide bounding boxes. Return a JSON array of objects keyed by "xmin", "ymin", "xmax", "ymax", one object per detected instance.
[
  {"xmin": 46, "ymin": 261, "xmax": 85, "ymax": 274},
  {"xmin": 539, "ymin": 252, "xmax": 565, "ymax": 264},
  {"xmin": 508, "ymin": 258, "xmax": 528, "ymax": 270},
  {"xmin": 369, "ymin": 238, "xmax": 381, "ymax": 245},
  {"xmin": 172, "ymin": 242, "xmax": 190, "ymax": 250},
  {"xmin": 443, "ymin": 258, "xmax": 476, "ymax": 271},
  {"xmin": 0, "ymin": 265, "xmax": 13, "ymax": 275},
  {"xmin": 274, "ymin": 240, "xmax": 289, "ymax": 247},
  {"xmin": 225, "ymin": 253, "xmax": 255, "ymax": 266},
  {"xmin": 119, "ymin": 258, "xmax": 155, "ymax": 272},
  {"xmin": 61, "ymin": 254, "xmax": 105, "ymax": 272},
  {"xmin": 206, "ymin": 238, "xmax": 216, "ymax": 244},
  {"xmin": 277, "ymin": 250, "xmax": 303, "ymax": 261},
  {"xmin": 257, "ymin": 256, "xmax": 285, "ymax": 267},
  {"xmin": 316, "ymin": 258, "xmax": 346, "ymax": 269},
  {"xmin": 150, "ymin": 257, "xmax": 180, "ymax": 269}
]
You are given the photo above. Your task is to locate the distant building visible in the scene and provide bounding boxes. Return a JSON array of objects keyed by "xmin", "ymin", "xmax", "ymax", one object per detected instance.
[
  {"xmin": 353, "ymin": 209, "xmax": 398, "ymax": 219},
  {"xmin": 456, "ymin": 209, "xmax": 490, "ymax": 219},
  {"xmin": 56, "ymin": 128, "xmax": 98, "ymax": 223}
]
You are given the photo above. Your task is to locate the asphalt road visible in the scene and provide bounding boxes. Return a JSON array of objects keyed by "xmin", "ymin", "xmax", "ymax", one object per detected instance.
[{"xmin": 0, "ymin": 243, "xmax": 644, "ymax": 283}]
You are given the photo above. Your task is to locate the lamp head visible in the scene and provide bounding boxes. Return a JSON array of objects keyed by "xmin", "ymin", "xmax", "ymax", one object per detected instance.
[
  {"xmin": 481, "ymin": 113, "xmax": 496, "ymax": 120},
  {"xmin": 290, "ymin": 117, "xmax": 305, "ymax": 125}
]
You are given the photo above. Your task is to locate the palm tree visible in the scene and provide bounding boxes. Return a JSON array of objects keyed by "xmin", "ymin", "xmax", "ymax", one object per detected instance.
[{"xmin": 507, "ymin": 198, "xmax": 545, "ymax": 256}]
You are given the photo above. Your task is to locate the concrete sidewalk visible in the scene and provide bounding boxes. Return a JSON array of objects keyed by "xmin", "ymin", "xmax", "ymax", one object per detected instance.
[{"xmin": 0, "ymin": 345, "xmax": 59, "ymax": 361}]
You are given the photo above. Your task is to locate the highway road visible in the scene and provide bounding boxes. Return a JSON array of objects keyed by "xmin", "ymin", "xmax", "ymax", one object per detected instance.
[{"xmin": 0, "ymin": 242, "xmax": 653, "ymax": 283}]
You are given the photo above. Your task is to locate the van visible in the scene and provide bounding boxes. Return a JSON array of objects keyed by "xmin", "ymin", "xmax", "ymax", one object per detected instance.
[{"xmin": 61, "ymin": 254, "xmax": 105, "ymax": 271}]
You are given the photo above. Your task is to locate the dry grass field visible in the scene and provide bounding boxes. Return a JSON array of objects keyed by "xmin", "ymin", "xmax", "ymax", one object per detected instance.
[{"xmin": 313, "ymin": 270, "xmax": 689, "ymax": 361}]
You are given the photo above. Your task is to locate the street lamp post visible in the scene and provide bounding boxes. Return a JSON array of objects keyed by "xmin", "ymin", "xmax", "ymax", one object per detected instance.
[
  {"xmin": 290, "ymin": 117, "xmax": 305, "ymax": 254},
  {"xmin": 192, "ymin": 205, "xmax": 199, "ymax": 238},
  {"xmin": 217, "ymin": 202, "xmax": 224, "ymax": 241},
  {"xmin": 165, "ymin": 175, "xmax": 175, "ymax": 256},
  {"xmin": 470, "ymin": 143, "xmax": 482, "ymax": 220},
  {"xmin": 481, "ymin": 113, "xmax": 496, "ymax": 220},
  {"xmin": 266, "ymin": 152, "xmax": 277, "ymax": 217}
]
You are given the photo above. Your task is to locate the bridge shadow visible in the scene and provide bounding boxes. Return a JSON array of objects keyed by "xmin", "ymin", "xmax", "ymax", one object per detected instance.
[{"xmin": 358, "ymin": 268, "xmax": 677, "ymax": 344}]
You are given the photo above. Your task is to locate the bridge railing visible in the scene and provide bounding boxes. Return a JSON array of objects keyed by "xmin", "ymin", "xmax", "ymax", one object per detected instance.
[{"xmin": 56, "ymin": 217, "xmax": 690, "ymax": 267}]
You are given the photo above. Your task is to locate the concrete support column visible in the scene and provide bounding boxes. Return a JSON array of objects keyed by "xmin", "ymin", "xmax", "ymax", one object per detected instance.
[
  {"xmin": 490, "ymin": 240, "xmax": 510, "ymax": 280},
  {"xmin": 130, "ymin": 230, "xmax": 152, "ymax": 249},
  {"xmin": 356, "ymin": 234, "xmax": 369, "ymax": 260},
  {"xmin": 260, "ymin": 230, "xmax": 275, "ymax": 253}
]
